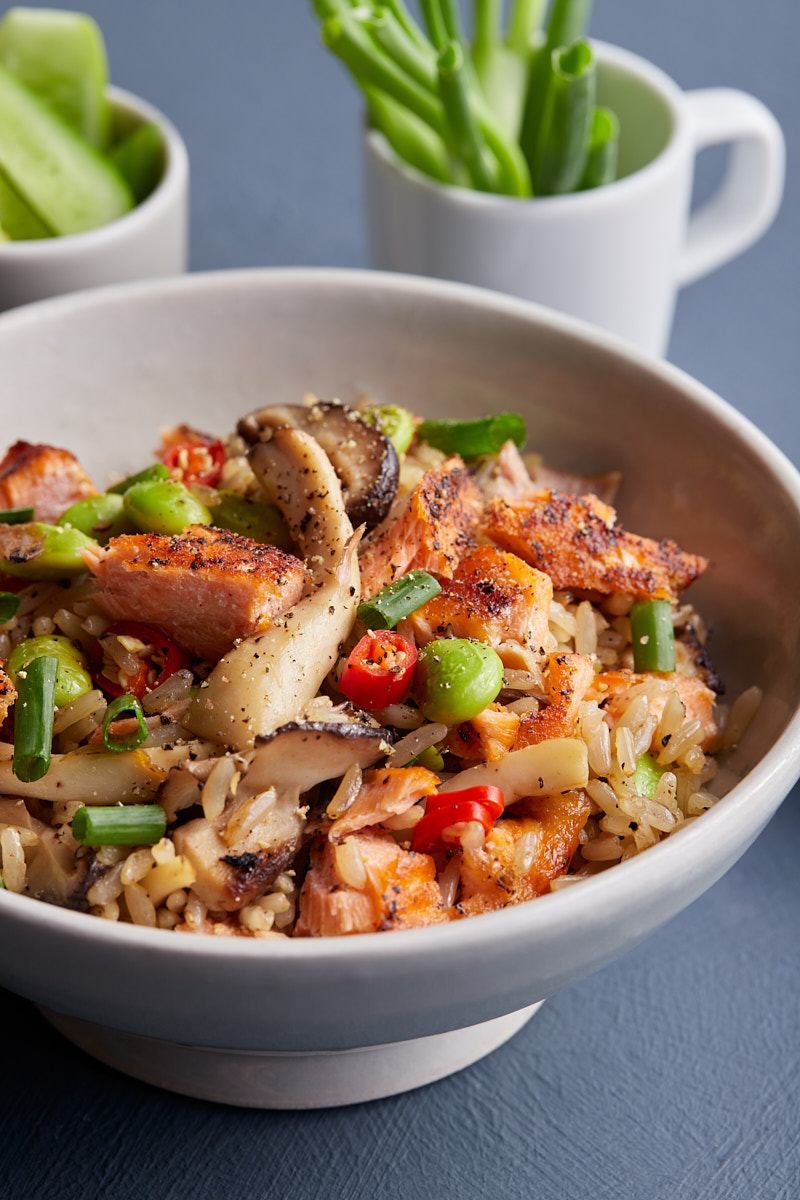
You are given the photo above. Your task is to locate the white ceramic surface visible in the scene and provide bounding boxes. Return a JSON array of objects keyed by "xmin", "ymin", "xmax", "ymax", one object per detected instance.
[
  {"xmin": 365, "ymin": 42, "xmax": 785, "ymax": 356},
  {"xmin": 0, "ymin": 269, "xmax": 799, "ymax": 1108},
  {"xmin": 0, "ymin": 85, "xmax": 188, "ymax": 312}
]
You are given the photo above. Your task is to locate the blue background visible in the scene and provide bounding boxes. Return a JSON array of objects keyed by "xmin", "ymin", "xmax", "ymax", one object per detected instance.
[{"xmin": 1, "ymin": 3, "xmax": 798, "ymax": 1197}]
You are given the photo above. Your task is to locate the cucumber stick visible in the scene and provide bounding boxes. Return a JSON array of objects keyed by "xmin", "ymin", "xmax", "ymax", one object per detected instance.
[
  {"xmin": 0, "ymin": 7, "xmax": 111, "ymax": 148},
  {"xmin": 0, "ymin": 168, "xmax": 52, "ymax": 238},
  {"xmin": 0, "ymin": 63, "xmax": 133, "ymax": 235}
]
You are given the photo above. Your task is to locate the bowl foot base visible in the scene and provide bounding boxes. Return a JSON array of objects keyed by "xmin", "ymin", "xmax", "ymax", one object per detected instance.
[{"xmin": 39, "ymin": 1001, "xmax": 543, "ymax": 1109}]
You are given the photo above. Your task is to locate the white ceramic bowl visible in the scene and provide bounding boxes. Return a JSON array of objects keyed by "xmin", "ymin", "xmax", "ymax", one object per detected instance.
[
  {"xmin": 0, "ymin": 269, "xmax": 798, "ymax": 1109},
  {"xmin": 0, "ymin": 85, "xmax": 188, "ymax": 312}
]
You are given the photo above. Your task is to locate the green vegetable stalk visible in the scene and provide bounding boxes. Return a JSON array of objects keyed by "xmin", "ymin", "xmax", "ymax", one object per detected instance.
[{"xmin": 311, "ymin": 0, "xmax": 619, "ymax": 198}]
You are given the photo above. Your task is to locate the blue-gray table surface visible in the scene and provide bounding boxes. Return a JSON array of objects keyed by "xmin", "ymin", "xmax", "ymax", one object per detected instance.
[{"xmin": 1, "ymin": 3, "xmax": 798, "ymax": 1198}]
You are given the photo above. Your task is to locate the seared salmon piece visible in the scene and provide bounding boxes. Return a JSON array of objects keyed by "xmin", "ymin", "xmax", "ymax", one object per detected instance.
[
  {"xmin": 444, "ymin": 703, "xmax": 521, "ymax": 763},
  {"xmin": 591, "ymin": 668, "xmax": 718, "ymax": 750},
  {"xmin": 0, "ymin": 441, "xmax": 97, "ymax": 523},
  {"xmin": 359, "ymin": 455, "xmax": 482, "ymax": 598},
  {"xmin": 83, "ymin": 524, "xmax": 307, "ymax": 660},
  {"xmin": 484, "ymin": 491, "xmax": 707, "ymax": 601},
  {"xmin": 328, "ymin": 766, "xmax": 440, "ymax": 840},
  {"xmin": 296, "ymin": 828, "xmax": 451, "ymax": 936},
  {"xmin": 456, "ymin": 791, "xmax": 590, "ymax": 916},
  {"xmin": 408, "ymin": 544, "xmax": 552, "ymax": 656},
  {"xmin": 514, "ymin": 652, "xmax": 595, "ymax": 749}
]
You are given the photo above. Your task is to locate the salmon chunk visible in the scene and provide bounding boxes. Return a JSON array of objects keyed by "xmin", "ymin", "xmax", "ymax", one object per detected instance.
[
  {"xmin": 296, "ymin": 828, "xmax": 451, "ymax": 936},
  {"xmin": 328, "ymin": 766, "xmax": 440, "ymax": 840},
  {"xmin": 359, "ymin": 456, "xmax": 482, "ymax": 597},
  {"xmin": 444, "ymin": 703, "xmax": 521, "ymax": 763},
  {"xmin": 514, "ymin": 652, "xmax": 595, "ymax": 749},
  {"xmin": 456, "ymin": 791, "xmax": 590, "ymax": 917},
  {"xmin": 591, "ymin": 668, "xmax": 718, "ymax": 750},
  {"xmin": 0, "ymin": 662, "xmax": 17, "ymax": 723},
  {"xmin": 484, "ymin": 491, "xmax": 707, "ymax": 600},
  {"xmin": 0, "ymin": 441, "xmax": 97, "ymax": 523},
  {"xmin": 83, "ymin": 524, "xmax": 307, "ymax": 660},
  {"xmin": 408, "ymin": 544, "xmax": 552, "ymax": 656}
]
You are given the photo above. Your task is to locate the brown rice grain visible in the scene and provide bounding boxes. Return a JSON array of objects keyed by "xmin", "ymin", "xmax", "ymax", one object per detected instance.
[
  {"xmin": 87, "ymin": 863, "xmax": 124, "ymax": 907},
  {"xmin": 202, "ymin": 755, "xmax": 238, "ymax": 822},
  {"xmin": 334, "ymin": 837, "xmax": 368, "ymax": 890},
  {"xmin": 437, "ymin": 857, "xmax": 460, "ymax": 907},
  {"xmin": 326, "ymin": 763, "xmax": 363, "ymax": 818},
  {"xmin": 183, "ymin": 893, "xmax": 207, "ymax": 929},
  {"xmin": 0, "ymin": 827, "xmax": 26, "ymax": 892},
  {"xmin": 223, "ymin": 787, "xmax": 277, "ymax": 846},
  {"xmin": 124, "ymin": 882, "xmax": 157, "ymax": 927},
  {"xmin": 121, "ymin": 847, "xmax": 155, "ymax": 885},
  {"xmin": 165, "ymin": 889, "xmax": 188, "ymax": 912},
  {"xmin": 581, "ymin": 834, "xmax": 623, "ymax": 862}
]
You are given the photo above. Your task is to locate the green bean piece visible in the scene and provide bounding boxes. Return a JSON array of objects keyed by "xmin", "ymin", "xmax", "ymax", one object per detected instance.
[
  {"xmin": 360, "ymin": 402, "xmax": 417, "ymax": 455},
  {"xmin": 107, "ymin": 462, "xmax": 171, "ymax": 494},
  {"xmin": 365, "ymin": 86, "xmax": 451, "ymax": 182},
  {"xmin": 102, "ymin": 693, "xmax": 148, "ymax": 752},
  {"xmin": 72, "ymin": 803, "xmax": 166, "ymax": 846},
  {"xmin": 0, "ymin": 521, "xmax": 99, "ymax": 580},
  {"xmin": 0, "ymin": 506, "xmax": 34, "ymax": 524},
  {"xmin": 356, "ymin": 8, "xmax": 437, "ymax": 93},
  {"xmin": 209, "ymin": 491, "xmax": 293, "ymax": 550},
  {"xmin": 531, "ymin": 40, "xmax": 595, "ymax": 195},
  {"xmin": 579, "ymin": 105, "xmax": 619, "ymax": 190},
  {"xmin": 59, "ymin": 492, "xmax": 136, "ymax": 542},
  {"xmin": 124, "ymin": 479, "xmax": 211, "ymax": 536},
  {"xmin": 0, "ymin": 592, "xmax": 20, "ymax": 622},
  {"xmin": 416, "ymin": 413, "xmax": 526, "ymax": 457},
  {"xmin": 415, "ymin": 638, "xmax": 504, "ymax": 724},
  {"xmin": 12, "ymin": 653, "xmax": 57, "ymax": 782},
  {"xmin": 632, "ymin": 752, "xmax": 666, "ymax": 800},
  {"xmin": 519, "ymin": 0, "xmax": 594, "ymax": 171},
  {"xmin": 358, "ymin": 570, "xmax": 442, "ymax": 630},
  {"xmin": 630, "ymin": 599, "xmax": 676, "ymax": 674},
  {"xmin": 438, "ymin": 41, "xmax": 497, "ymax": 192},
  {"xmin": 322, "ymin": 14, "xmax": 447, "ymax": 140},
  {"xmin": 8, "ymin": 635, "xmax": 92, "ymax": 708}
]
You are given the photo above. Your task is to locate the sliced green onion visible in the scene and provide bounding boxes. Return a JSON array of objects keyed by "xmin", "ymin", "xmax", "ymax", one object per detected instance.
[
  {"xmin": 579, "ymin": 105, "xmax": 619, "ymax": 190},
  {"xmin": 360, "ymin": 402, "xmax": 417, "ymax": 455},
  {"xmin": 0, "ymin": 591, "xmax": 20, "ymax": 621},
  {"xmin": 630, "ymin": 599, "xmax": 676, "ymax": 673},
  {"xmin": 12, "ymin": 653, "xmax": 57, "ymax": 782},
  {"xmin": 416, "ymin": 413, "xmax": 526, "ymax": 457},
  {"xmin": 102, "ymin": 693, "xmax": 148, "ymax": 752},
  {"xmin": 0, "ymin": 505, "xmax": 34, "ymax": 524},
  {"xmin": 531, "ymin": 40, "xmax": 595, "ymax": 196},
  {"xmin": 438, "ymin": 41, "xmax": 497, "ymax": 192},
  {"xmin": 107, "ymin": 462, "xmax": 170, "ymax": 495},
  {"xmin": 358, "ymin": 569, "xmax": 442, "ymax": 629},
  {"xmin": 413, "ymin": 744, "xmax": 445, "ymax": 771},
  {"xmin": 72, "ymin": 803, "xmax": 166, "ymax": 846},
  {"xmin": 632, "ymin": 751, "xmax": 666, "ymax": 800}
]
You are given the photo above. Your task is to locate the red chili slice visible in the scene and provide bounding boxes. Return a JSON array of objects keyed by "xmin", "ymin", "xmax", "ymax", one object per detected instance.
[
  {"xmin": 411, "ymin": 800, "xmax": 495, "ymax": 855},
  {"xmin": 90, "ymin": 620, "xmax": 190, "ymax": 699},
  {"xmin": 340, "ymin": 631, "xmax": 417, "ymax": 711},
  {"xmin": 424, "ymin": 785, "xmax": 504, "ymax": 820},
  {"xmin": 162, "ymin": 439, "xmax": 226, "ymax": 489}
]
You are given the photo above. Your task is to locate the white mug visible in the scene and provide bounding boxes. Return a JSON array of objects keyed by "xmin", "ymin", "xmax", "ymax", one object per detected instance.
[
  {"xmin": 0, "ymin": 85, "xmax": 188, "ymax": 312},
  {"xmin": 364, "ymin": 41, "xmax": 785, "ymax": 356}
]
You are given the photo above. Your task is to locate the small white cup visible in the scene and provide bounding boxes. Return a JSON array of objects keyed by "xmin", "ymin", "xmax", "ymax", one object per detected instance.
[
  {"xmin": 0, "ymin": 85, "xmax": 188, "ymax": 312},
  {"xmin": 365, "ymin": 41, "xmax": 785, "ymax": 355}
]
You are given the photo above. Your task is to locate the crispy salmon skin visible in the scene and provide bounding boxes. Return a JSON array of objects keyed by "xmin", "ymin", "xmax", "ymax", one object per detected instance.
[
  {"xmin": 83, "ymin": 524, "xmax": 307, "ymax": 659},
  {"xmin": 484, "ymin": 490, "xmax": 707, "ymax": 600}
]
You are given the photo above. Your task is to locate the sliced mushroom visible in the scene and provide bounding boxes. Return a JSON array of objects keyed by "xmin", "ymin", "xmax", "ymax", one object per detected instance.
[
  {"xmin": 238, "ymin": 399, "xmax": 399, "ymax": 530},
  {"xmin": 184, "ymin": 428, "xmax": 362, "ymax": 750},
  {"xmin": 172, "ymin": 719, "xmax": 389, "ymax": 911}
]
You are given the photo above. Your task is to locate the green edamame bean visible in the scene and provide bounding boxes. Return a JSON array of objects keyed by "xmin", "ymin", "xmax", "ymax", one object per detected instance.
[
  {"xmin": 8, "ymin": 635, "xmax": 92, "ymax": 708},
  {"xmin": 107, "ymin": 462, "xmax": 171, "ymax": 494},
  {"xmin": 414, "ymin": 638, "xmax": 504, "ymax": 725},
  {"xmin": 209, "ymin": 491, "xmax": 293, "ymax": 550},
  {"xmin": 60, "ymin": 492, "xmax": 137, "ymax": 543},
  {"xmin": 0, "ymin": 522, "xmax": 99, "ymax": 580},
  {"xmin": 362, "ymin": 404, "xmax": 415, "ymax": 456},
  {"xmin": 124, "ymin": 479, "xmax": 211, "ymax": 535}
]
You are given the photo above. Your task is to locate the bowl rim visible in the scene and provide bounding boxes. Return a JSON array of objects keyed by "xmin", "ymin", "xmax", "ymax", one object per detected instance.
[
  {"xmin": 1, "ymin": 265, "xmax": 799, "ymax": 966},
  {"xmin": 0, "ymin": 84, "xmax": 189, "ymax": 258}
]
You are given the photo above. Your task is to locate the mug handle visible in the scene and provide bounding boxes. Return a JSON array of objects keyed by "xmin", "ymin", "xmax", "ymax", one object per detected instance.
[{"xmin": 677, "ymin": 88, "xmax": 785, "ymax": 287}]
